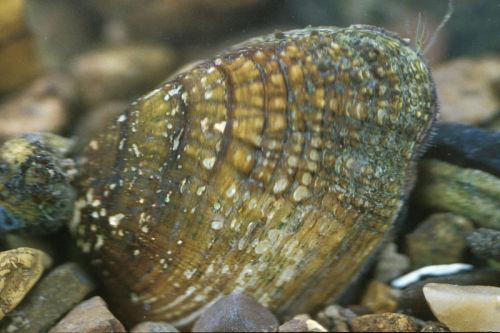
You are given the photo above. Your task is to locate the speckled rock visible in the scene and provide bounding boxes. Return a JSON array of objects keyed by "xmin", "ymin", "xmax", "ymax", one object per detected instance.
[
  {"xmin": 423, "ymin": 283, "xmax": 500, "ymax": 332},
  {"xmin": 373, "ymin": 242, "xmax": 410, "ymax": 283},
  {"xmin": 71, "ymin": 44, "xmax": 177, "ymax": 105},
  {"xmin": 279, "ymin": 315, "xmax": 327, "ymax": 332},
  {"xmin": 406, "ymin": 213, "xmax": 475, "ymax": 268},
  {"xmin": 192, "ymin": 294, "xmax": 279, "ymax": 332},
  {"xmin": 0, "ymin": 248, "xmax": 52, "ymax": 320},
  {"xmin": 0, "ymin": 74, "xmax": 76, "ymax": 143},
  {"xmin": 433, "ymin": 57, "xmax": 500, "ymax": 125},
  {"xmin": 315, "ymin": 304, "xmax": 356, "ymax": 332},
  {"xmin": 360, "ymin": 281, "xmax": 400, "ymax": 314},
  {"xmin": 0, "ymin": 262, "xmax": 95, "ymax": 333},
  {"xmin": 420, "ymin": 322, "xmax": 450, "ymax": 332},
  {"xmin": 350, "ymin": 313, "xmax": 418, "ymax": 332},
  {"xmin": 467, "ymin": 228, "xmax": 500, "ymax": 261},
  {"xmin": 416, "ymin": 159, "xmax": 500, "ymax": 230},
  {"xmin": 48, "ymin": 296, "xmax": 125, "ymax": 333},
  {"xmin": 130, "ymin": 321, "xmax": 179, "ymax": 332}
]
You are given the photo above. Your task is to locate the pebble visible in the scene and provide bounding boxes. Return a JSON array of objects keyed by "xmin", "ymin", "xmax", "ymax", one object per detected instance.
[
  {"xmin": 360, "ymin": 281, "xmax": 400, "ymax": 314},
  {"xmin": 425, "ymin": 123, "xmax": 500, "ymax": 177},
  {"xmin": 423, "ymin": 283, "xmax": 500, "ymax": 332},
  {"xmin": 0, "ymin": 248, "xmax": 52, "ymax": 320},
  {"xmin": 278, "ymin": 314, "xmax": 327, "ymax": 332},
  {"xmin": 416, "ymin": 159, "xmax": 500, "ymax": 230},
  {"xmin": 0, "ymin": 262, "xmax": 95, "ymax": 333},
  {"xmin": 0, "ymin": 0, "xmax": 42, "ymax": 93},
  {"xmin": 406, "ymin": 213, "xmax": 474, "ymax": 268},
  {"xmin": 466, "ymin": 228, "xmax": 500, "ymax": 261},
  {"xmin": 433, "ymin": 57, "xmax": 500, "ymax": 125},
  {"xmin": 315, "ymin": 304, "xmax": 356, "ymax": 332},
  {"xmin": 49, "ymin": 296, "xmax": 125, "ymax": 333},
  {"xmin": 70, "ymin": 44, "xmax": 177, "ymax": 105},
  {"xmin": 373, "ymin": 242, "xmax": 410, "ymax": 283},
  {"xmin": 191, "ymin": 294, "xmax": 279, "ymax": 332},
  {"xmin": 350, "ymin": 313, "xmax": 418, "ymax": 332},
  {"xmin": 397, "ymin": 268, "xmax": 500, "ymax": 319},
  {"xmin": 0, "ymin": 74, "xmax": 76, "ymax": 143},
  {"xmin": 130, "ymin": 321, "xmax": 179, "ymax": 332}
]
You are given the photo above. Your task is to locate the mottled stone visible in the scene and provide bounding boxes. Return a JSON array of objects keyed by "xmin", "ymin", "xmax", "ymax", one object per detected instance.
[
  {"xmin": 0, "ymin": 74, "xmax": 76, "ymax": 143},
  {"xmin": 420, "ymin": 321, "xmax": 450, "ymax": 332},
  {"xmin": 49, "ymin": 296, "xmax": 125, "ymax": 333},
  {"xmin": 397, "ymin": 268, "xmax": 500, "ymax": 319},
  {"xmin": 192, "ymin": 294, "xmax": 279, "ymax": 332},
  {"xmin": 360, "ymin": 281, "xmax": 400, "ymax": 314},
  {"xmin": 406, "ymin": 213, "xmax": 474, "ymax": 268},
  {"xmin": 0, "ymin": 248, "xmax": 52, "ymax": 320},
  {"xmin": 71, "ymin": 44, "xmax": 177, "ymax": 105},
  {"xmin": 374, "ymin": 242, "xmax": 410, "ymax": 283},
  {"xmin": 0, "ymin": 133, "xmax": 76, "ymax": 234},
  {"xmin": 416, "ymin": 159, "xmax": 500, "ymax": 230},
  {"xmin": 130, "ymin": 321, "xmax": 179, "ymax": 332},
  {"xmin": 0, "ymin": 262, "xmax": 95, "ymax": 333},
  {"xmin": 433, "ymin": 57, "xmax": 500, "ymax": 125},
  {"xmin": 467, "ymin": 228, "xmax": 500, "ymax": 261},
  {"xmin": 423, "ymin": 283, "xmax": 500, "ymax": 332},
  {"xmin": 350, "ymin": 313, "xmax": 418, "ymax": 332},
  {"xmin": 315, "ymin": 304, "xmax": 356, "ymax": 332}
]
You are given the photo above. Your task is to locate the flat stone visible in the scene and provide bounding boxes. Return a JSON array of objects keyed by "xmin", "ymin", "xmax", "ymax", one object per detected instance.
[
  {"xmin": 416, "ymin": 159, "xmax": 500, "ymax": 230},
  {"xmin": 423, "ymin": 283, "xmax": 500, "ymax": 332},
  {"xmin": 130, "ymin": 321, "xmax": 179, "ymax": 332},
  {"xmin": 0, "ymin": 248, "xmax": 52, "ymax": 320},
  {"xmin": 350, "ymin": 313, "xmax": 418, "ymax": 332},
  {"xmin": 360, "ymin": 281, "xmax": 400, "ymax": 314},
  {"xmin": 406, "ymin": 213, "xmax": 474, "ymax": 268},
  {"xmin": 0, "ymin": 262, "xmax": 95, "ymax": 333},
  {"xmin": 49, "ymin": 296, "xmax": 125, "ymax": 333},
  {"xmin": 192, "ymin": 294, "xmax": 279, "ymax": 332}
]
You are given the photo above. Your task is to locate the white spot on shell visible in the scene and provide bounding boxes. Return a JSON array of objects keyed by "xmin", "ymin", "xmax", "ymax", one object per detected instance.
[
  {"xmin": 117, "ymin": 114, "xmax": 127, "ymax": 123},
  {"xmin": 108, "ymin": 213, "xmax": 125, "ymax": 227},
  {"xmin": 202, "ymin": 157, "xmax": 216, "ymax": 170},
  {"xmin": 273, "ymin": 178, "xmax": 289, "ymax": 194}
]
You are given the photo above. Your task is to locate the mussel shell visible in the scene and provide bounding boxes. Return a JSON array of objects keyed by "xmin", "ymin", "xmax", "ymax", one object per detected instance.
[{"xmin": 73, "ymin": 25, "xmax": 438, "ymax": 327}]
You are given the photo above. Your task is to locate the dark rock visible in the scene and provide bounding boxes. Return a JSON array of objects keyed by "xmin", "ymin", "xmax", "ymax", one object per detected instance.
[
  {"xmin": 426, "ymin": 122, "xmax": 500, "ymax": 177},
  {"xmin": 0, "ymin": 262, "xmax": 95, "ymax": 333},
  {"xmin": 48, "ymin": 296, "xmax": 125, "ymax": 333},
  {"xmin": 192, "ymin": 294, "xmax": 279, "ymax": 332},
  {"xmin": 350, "ymin": 313, "xmax": 418, "ymax": 332},
  {"xmin": 467, "ymin": 228, "xmax": 500, "ymax": 260},
  {"xmin": 130, "ymin": 321, "xmax": 179, "ymax": 332}
]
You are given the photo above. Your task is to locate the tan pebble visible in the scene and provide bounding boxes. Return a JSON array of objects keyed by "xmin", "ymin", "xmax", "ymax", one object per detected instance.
[
  {"xmin": 360, "ymin": 281, "xmax": 400, "ymax": 314},
  {"xmin": 350, "ymin": 313, "xmax": 418, "ymax": 332},
  {"xmin": 423, "ymin": 283, "xmax": 500, "ymax": 332}
]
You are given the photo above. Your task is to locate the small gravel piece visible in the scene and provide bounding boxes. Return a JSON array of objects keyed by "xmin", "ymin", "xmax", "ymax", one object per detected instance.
[
  {"xmin": 130, "ymin": 321, "xmax": 179, "ymax": 332},
  {"xmin": 350, "ymin": 313, "xmax": 418, "ymax": 332},
  {"xmin": 192, "ymin": 294, "xmax": 279, "ymax": 332}
]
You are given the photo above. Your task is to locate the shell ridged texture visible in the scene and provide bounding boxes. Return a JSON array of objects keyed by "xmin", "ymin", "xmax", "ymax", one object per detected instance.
[{"xmin": 74, "ymin": 26, "xmax": 437, "ymax": 327}]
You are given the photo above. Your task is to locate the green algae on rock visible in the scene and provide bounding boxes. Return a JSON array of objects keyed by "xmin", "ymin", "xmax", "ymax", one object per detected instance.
[
  {"xmin": 0, "ymin": 133, "xmax": 76, "ymax": 234},
  {"xmin": 73, "ymin": 25, "xmax": 438, "ymax": 327}
]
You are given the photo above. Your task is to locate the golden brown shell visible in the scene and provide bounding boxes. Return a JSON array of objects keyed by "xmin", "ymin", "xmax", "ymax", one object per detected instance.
[{"xmin": 73, "ymin": 25, "xmax": 438, "ymax": 327}]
